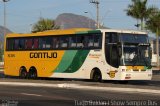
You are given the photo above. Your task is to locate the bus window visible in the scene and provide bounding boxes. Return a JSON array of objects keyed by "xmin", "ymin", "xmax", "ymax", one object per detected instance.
[
  {"xmin": 111, "ymin": 45, "xmax": 119, "ymax": 68},
  {"xmin": 19, "ymin": 39, "xmax": 25, "ymax": 49},
  {"xmin": 39, "ymin": 38, "xmax": 46, "ymax": 49},
  {"xmin": 53, "ymin": 37, "xmax": 60, "ymax": 49},
  {"xmin": 94, "ymin": 34, "xmax": 102, "ymax": 48},
  {"xmin": 60, "ymin": 37, "xmax": 68, "ymax": 48},
  {"xmin": 88, "ymin": 35, "xmax": 94, "ymax": 48},
  {"xmin": 83, "ymin": 36, "xmax": 89, "ymax": 48},
  {"xmin": 106, "ymin": 32, "xmax": 118, "ymax": 43},
  {"xmin": 14, "ymin": 39, "xmax": 19, "ymax": 50},
  {"xmin": 33, "ymin": 38, "xmax": 39, "ymax": 49},
  {"xmin": 77, "ymin": 36, "xmax": 84, "ymax": 48},
  {"xmin": 69, "ymin": 36, "xmax": 76, "ymax": 48},
  {"xmin": 6, "ymin": 39, "xmax": 14, "ymax": 51},
  {"xmin": 25, "ymin": 38, "xmax": 33, "ymax": 49},
  {"xmin": 46, "ymin": 37, "xmax": 52, "ymax": 49}
]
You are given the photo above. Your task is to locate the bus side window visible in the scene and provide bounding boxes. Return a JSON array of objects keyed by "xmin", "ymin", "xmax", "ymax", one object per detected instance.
[
  {"xmin": 14, "ymin": 39, "xmax": 19, "ymax": 50},
  {"xmin": 94, "ymin": 34, "xmax": 102, "ymax": 48},
  {"xmin": 69, "ymin": 36, "xmax": 76, "ymax": 48},
  {"xmin": 46, "ymin": 37, "xmax": 52, "ymax": 49},
  {"xmin": 83, "ymin": 36, "xmax": 89, "ymax": 48},
  {"xmin": 33, "ymin": 38, "xmax": 39, "ymax": 49},
  {"xmin": 88, "ymin": 35, "xmax": 94, "ymax": 48},
  {"xmin": 60, "ymin": 37, "xmax": 68, "ymax": 48},
  {"xmin": 7, "ymin": 39, "xmax": 14, "ymax": 51},
  {"xmin": 39, "ymin": 38, "xmax": 43, "ymax": 49},
  {"xmin": 39, "ymin": 38, "xmax": 46, "ymax": 49},
  {"xmin": 77, "ymin": 36, "xmax": 84, "ymax": 48},
  {"xmin": 25, "ymin": 38, "xmax": 33, "ymax": 49},
  {"xmin": 19, "ymin": 39, "xmax": 25, "ymax": 50},
  {"xmin": 53, "ymin": 37, "xmax": 60, "ymax": 49}
]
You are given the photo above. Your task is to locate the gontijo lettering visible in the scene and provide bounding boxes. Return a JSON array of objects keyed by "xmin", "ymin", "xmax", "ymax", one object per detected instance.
[{"xmin": 30, "ymin": 52, "xmax": 57, "ymax": 58}]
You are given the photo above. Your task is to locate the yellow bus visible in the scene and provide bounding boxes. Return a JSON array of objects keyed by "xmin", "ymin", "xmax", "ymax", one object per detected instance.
[{"xmin": 4, "ymin": 28, "xmax": 152, "ymax": 81}]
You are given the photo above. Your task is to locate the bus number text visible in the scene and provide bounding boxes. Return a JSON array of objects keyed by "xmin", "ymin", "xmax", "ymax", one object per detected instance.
[{"xmin": 8, "ymin": 54, "xmax": 15, "ymax": 58}]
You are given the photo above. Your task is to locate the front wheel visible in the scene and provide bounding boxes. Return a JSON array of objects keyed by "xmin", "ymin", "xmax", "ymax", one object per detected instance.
[{"xmin": 92, "ymin": 69, "xmax": 102, "ymax": 82}]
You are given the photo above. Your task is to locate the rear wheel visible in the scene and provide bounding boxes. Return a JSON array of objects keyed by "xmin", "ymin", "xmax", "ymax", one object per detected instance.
[
  {"xmin": 28, "ymin": 67, "xmax": 37, "ymax": 79},
  {"xmin": 91, "ymin": 69, "xmax": 102, "ymax": 82},
  {"xmin": 19, "ymin": 67, "xmax": 27, "ymax": 79}
]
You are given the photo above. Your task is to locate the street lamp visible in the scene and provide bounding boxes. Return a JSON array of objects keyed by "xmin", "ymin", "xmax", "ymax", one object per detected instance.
[
  {"xmin": 90, "ymin": 0, "xmax": 100, "ymax": 29},
  {"xmin": 84, "ymin": 12, "xmax": 91, "ymax": 28}
]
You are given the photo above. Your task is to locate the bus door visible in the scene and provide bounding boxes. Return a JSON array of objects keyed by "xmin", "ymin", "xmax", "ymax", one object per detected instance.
[{"xmin": 105, "ymin": 32, "xmax": 120, "ymax": 78}]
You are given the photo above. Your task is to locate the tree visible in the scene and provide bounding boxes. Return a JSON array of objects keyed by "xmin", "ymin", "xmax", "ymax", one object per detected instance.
[
  {"xmin": 125, "ymin": 0, "xmax": 156, "ymax": 30},
  {"xmin": 146, "ymin": 10, "xmax": 160, "ymax": 67},
  {"xmin": 32, "ymin": 18, "xmax": 60, "ymax": 33}
]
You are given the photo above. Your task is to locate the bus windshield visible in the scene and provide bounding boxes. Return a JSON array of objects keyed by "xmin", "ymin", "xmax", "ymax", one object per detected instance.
[
  {"xmin": 120, "ymin": 33, "xmax": 148, "ymax": 43},
  {"xmin": 122, "ymin": 44, "xmax": 151, "ymax": 66},
  {"xmin": 105, "ymin": 32, "xmax": 151, "ymax": 67}
]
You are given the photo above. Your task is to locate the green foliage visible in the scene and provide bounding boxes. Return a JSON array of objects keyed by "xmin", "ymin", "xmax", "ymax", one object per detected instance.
[
  {"xmin": 125, "ymin": 0, "xmax": 157, "ymax": 30},
  {"xmin": 146, "ymin": 10, "xmax": 160, "ymax": 35},
  {"xmin": 32, "ymin": 18, "xmax": 60, "ymax": 33}
]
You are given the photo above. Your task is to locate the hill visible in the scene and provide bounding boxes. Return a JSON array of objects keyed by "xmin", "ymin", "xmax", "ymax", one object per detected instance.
[
  {"xmin": 0, "ymin": 26, "xmax": 12, "ymax": 42},
  {"xmin": 55, "ymin": 13, "xmax": 98, "ymax": 29}
]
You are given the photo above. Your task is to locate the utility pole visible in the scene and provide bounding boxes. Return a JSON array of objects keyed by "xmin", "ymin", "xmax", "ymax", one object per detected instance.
[
  {"xmin": 0, "ymin": 0, "xmax": 10, "ymax": 61},
  {"xmin": 3, "ymin": 0, "xmax": 10, "ymax": 36},
  {"xmin": 90, "ymin": 0, "xmax": 100, "ymax": 29}
]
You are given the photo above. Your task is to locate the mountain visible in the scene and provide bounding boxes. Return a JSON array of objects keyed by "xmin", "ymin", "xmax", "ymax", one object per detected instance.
[
  {"xmin": 0, "ymin": 26, "xmax": 12, "ymax": 43},
  {"xmin": 55, "ymin": 13, "xmax": 106, "ymax": 29}
]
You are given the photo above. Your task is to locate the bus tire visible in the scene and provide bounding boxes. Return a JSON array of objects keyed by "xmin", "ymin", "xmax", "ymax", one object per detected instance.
[
  {"xmin": 19, "ymin": 67, "xmax": 27, "ymax": 79},
  {"xmin": 91, "ymin": 68, "xmax": 102, "ymax": 82},
  {"xmin": 28, "ymin": 67, "xmax": 37, "ymax": 79}
]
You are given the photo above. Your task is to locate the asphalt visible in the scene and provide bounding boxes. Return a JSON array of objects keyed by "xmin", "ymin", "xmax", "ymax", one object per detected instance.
[
  {"xmin": 0, "ymin": 70, "xmax": 160, "ymax": 90},
  {"xmin": 0, "ymin": 84, "xmax": 159, "ymax": 106},
  {"xmin": 0, "ymin": 70, "xmax": 159, "ymax": 106}
]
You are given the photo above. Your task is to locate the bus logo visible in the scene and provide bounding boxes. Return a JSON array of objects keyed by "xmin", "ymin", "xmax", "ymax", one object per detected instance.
[
  {"xmin": 107, "ymin": 71, "xmax": 117, "ymax": 78},
  {"xmin": 30, "ymin": 52, "xmax": 57, "ymax": 58}
]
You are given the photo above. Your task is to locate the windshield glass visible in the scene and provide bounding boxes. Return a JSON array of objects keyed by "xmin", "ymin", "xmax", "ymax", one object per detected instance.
[
  {"xmin": 122, "ymin": 45, "xmax": 151, "ymax": 66},
  {"xmin": 120, "ymin": 34, "xmax": 148, "ymax": 43}
]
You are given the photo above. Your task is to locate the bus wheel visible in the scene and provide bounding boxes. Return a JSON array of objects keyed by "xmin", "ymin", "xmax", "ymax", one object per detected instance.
[
  {"xmin": 19, "ymin": 67, "xmax": 27, "ymax": 79},
  {"xmin": 91, "ymin": 68, "xmax": 102, "ymax": 82},
  {"xmin": 28, "ymin": 67, "xmax": 37, "ymax": 79}
]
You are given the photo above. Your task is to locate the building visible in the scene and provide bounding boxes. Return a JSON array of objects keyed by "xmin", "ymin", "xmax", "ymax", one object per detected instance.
[{"xmin": 150, "ymin": 38, "xmax": 160, "ymax": 66}]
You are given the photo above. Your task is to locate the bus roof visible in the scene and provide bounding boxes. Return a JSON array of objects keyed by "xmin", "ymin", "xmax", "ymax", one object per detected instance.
[
  {"xmin": 6, "ymin": 28, "xmax": 97, "ymax": 38},
  {"xmin": 99, "ymin": 29, "xmax": 147, "ymax": 35}
]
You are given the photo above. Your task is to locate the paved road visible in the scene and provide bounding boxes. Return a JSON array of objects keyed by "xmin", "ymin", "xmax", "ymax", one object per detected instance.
[
  {"xmin": 0, "ymin": 85, "xmax": 159, "ymax": 106},
  {"xmin": 0, "ymin": 70, "xmax": 160, "ymax": 90},
  {"xmin": 0, "ymin": 71, "xmax": 159, "ymax": 106}
]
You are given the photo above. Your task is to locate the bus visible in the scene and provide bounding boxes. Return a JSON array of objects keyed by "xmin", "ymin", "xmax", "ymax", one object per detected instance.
[{"xmin": 4, "ymin": 28, "xmax": 152, "ymax": 81}]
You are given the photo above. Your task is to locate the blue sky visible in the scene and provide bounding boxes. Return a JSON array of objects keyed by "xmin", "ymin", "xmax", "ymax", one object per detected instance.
[{"xmin": 0, "ymin": 0, "xmax": 160, "ymax": 33}]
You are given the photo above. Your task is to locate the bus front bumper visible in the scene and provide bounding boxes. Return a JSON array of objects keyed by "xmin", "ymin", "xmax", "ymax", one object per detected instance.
[{"xmin": 120, "ymin": 71, "xmax": 152, "ymax": 80}]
